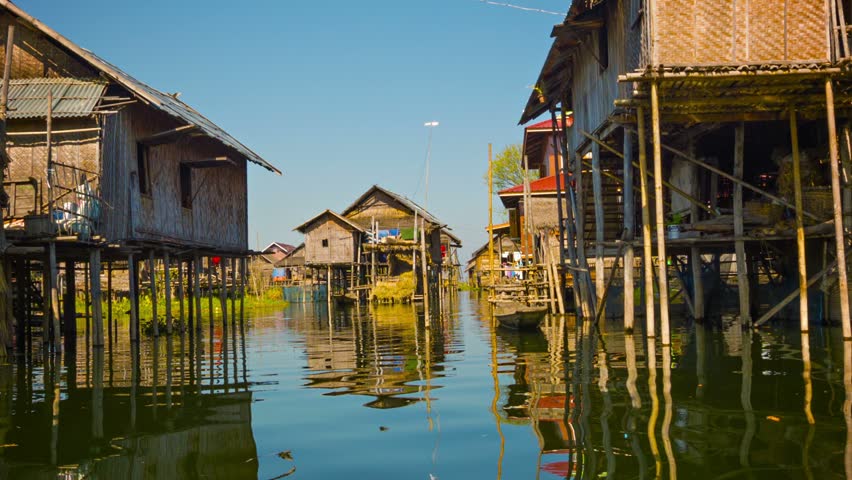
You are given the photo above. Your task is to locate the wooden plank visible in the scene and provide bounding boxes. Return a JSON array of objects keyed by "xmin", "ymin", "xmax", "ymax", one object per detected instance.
[
  {"xmin": 825, "ymin": 78, "xmax": 851, "ymax": 339},
  {"xmin": 651, "ymin": 82, "xmax": 671, "ymax": 346},
  {"xmin": 734, "ymin": 123, "xmax": 750, "ymax": 325},
  {"xmin": 791, "ymin": 109, "xmax": 809, "ymax": 332},
  {"xmin": 181, "ymin": 156, "xmax": 235, "ymax": 169}
]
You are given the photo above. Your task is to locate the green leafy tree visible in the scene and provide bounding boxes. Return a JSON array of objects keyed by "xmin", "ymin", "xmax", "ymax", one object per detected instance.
[{"xmin": 484, "ymin": 144, "xmax": 539, "ymax": 191}]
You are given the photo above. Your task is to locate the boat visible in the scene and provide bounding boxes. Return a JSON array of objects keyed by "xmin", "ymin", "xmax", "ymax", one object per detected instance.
[{"xmin": 494, "ymin": 303, "xmax": 548, "ymax": 330}]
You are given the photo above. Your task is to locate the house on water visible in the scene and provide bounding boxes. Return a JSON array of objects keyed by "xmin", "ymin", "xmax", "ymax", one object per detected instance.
[
  {"xmin": 521, "ymin": 0, "xmax": 852, "ymax": 334},
  {"xmin": 0, "ymin": 0, "xmax": 280, "ymax": 351}
]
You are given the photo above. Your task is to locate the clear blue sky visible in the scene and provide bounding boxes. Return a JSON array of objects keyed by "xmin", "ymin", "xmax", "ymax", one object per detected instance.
[{"xmin": 21, "ymin": 0, "xmax": 560, "ymax": 261}]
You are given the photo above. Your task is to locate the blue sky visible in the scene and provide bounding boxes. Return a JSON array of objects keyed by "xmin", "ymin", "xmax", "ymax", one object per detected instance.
[{"xmin": 21, "ymin": 0, "xmax": 561, "ymax": 260}]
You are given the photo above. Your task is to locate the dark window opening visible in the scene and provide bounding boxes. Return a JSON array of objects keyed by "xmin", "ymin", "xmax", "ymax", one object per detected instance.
[
  {"xmin": 137, "ymin": 143, "xmax": 151, "ymax": 195},
  {"xmin": 180, "ymin": 164, "xmax": 192, "ymax": 208},
  {"xmin": 598, "ymin": 21, "xmax": 609, "ymax": 71},
  {"xmin": 322, "ymin": 239, "xmax": 329, "ymax": 248}
]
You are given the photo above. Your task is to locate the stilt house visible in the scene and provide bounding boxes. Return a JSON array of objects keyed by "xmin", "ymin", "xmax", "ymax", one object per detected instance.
[{"xmin": 521, "ymin": 0, "xmax": 852, "ymax": 327}]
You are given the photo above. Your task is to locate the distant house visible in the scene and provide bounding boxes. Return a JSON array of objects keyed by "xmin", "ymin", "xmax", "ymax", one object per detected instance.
[{"xmin": 294, "ymin": 210, "xmax": 367, "ymax": 266}]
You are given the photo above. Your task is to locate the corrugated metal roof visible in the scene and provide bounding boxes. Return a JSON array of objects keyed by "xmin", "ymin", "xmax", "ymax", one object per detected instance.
[
  {"xmin": 5, "ymin": 78, "xmax": 106, "ymax": 119},
  {"xmin": 0, "ymin": 0, "xmax": 281, "ymax": 175}
]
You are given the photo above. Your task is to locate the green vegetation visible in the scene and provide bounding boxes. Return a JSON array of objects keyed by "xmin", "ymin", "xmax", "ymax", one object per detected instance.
[
  {"xmin": 76, "ymin": 287, "xmax": 289, "ymax": 335},
  {"xmin": 372, "ymin": 272, "xmax": 416, "ymax": 303},
  {"xmin": 458, "ymin": 281, "xmax": 480, "ymax": 292},
  {"xmin": 483, "ymin": 144, "xmax": 540, "ymax": 191}
]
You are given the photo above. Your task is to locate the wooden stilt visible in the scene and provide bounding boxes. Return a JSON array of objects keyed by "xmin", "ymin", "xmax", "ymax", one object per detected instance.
[
  {"xmin": 177, "ymin": 258, "xmax": 185, "ymax": 335},
  {"xmin": 623, "ymin": 129, "xmax": 635, "ymax": 329},
  {"xmin": 592, "ymin": 142, "xmax": 606, "ymax": 316},
  {"xmin": 106, "ymin": 261, "xmax": 113, "ymax": 346},
  {"xmin": 650, "ymin": 82, "xmax": 670, "ymax": 345},
  {"xmin": 230, "ymin": 257, "xmax": 237, "ymax": 325},
  {"xmin": 825, "ymin": 78, "xmax": 851, "ymax": 339},
  {"xmin": 637, "ymin": 107, "xmax": 656, "ymax": 337},
  {"xmin": 149, "ymin": 251, "xmax": 158, "ymax": 337},
  {"xmin": 63, "ymin": 261, "xmax": 76, "ymax": 341},
  {"xmin": 128, "ymin": 254, "xmax": 138, "ymax": 342},
  {"xmin": 207, "ymin": 257, "xmax": 214, "ymax": 334},
  {"xmin": 48, "ymin": 243, "xmax": 61, "ymax": 352},
  {"xmin": 194, "ymin": 255, "xmax": 202, "ymax": 332},
  {"xmin": 326, "ymin": 264, "xmax": 332, "ymax": 310},
  {"xmin": 842, "ymin": 124, "xmax": 852, "ymax": 231},
  {"xmin": 239, "ymin": 257, "xmax": 246, "ymax": 325},
  {"xmin": 90, "ymin": 249, "xmax": 103, "ymax": 347},
  {"xmin": 790, "ymin": 109, "xmax": 810, "ymax": 332},
  {"xmin": 421, "ymin": 220, "xmax": 430, "ymax": 324},
  {"xmin": 688, "ymin": 138, "xmax": 704, "ymax": 321},
  {"xmin": 220, "ymin": 258, "xmax": 228, "ymax": 330},
  {"xmin": 734, "ymin": 123, "xmax": 750, "ymax": 325},
  {"xmin": 164, "ymin": 251, "xmax": 172, "ymax": 335},
  {"xmin": 84, "ymin": 261, "xmax": 90, "ymax": 345}
]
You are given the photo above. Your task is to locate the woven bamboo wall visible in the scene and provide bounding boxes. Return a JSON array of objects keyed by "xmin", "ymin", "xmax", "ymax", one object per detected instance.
[
  {"xmin": 117, "ymin": 104, "xmax": 249, "ymax": 250},
  {"xmin": 303, "ymin": 216, "xmax": 358, "ymax": 265},
  {"xmin": 0, "ymin": 12, "xmax": 96, "ymax": 79},
  {"xmin": 346, "ymin": 190, "xmax": 418, "ymax": 230},
  {"xmin": 652, "ymin": 0, "xmax": 829, "ymax": 66},
  {"xmin": 6, "ymin": 118, "xmax": 99, "ymax": 218}
]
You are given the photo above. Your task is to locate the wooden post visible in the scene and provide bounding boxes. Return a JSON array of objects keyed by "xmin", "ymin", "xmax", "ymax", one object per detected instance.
[
  {"xmin": 164, "ymin": 251, "xmax": 172, "ymax": 335},
  {"xmin": 488, "ymin": 144, "xmax": 495, "ymax": 288},
  {"xmin": 326, "ymin": 264, "xmax": 332, "ymax": 309},
  {"xmin": 84, "ymin": 261, "xmax": 90, "ymax": 344},
  {"xmin": 734, "ymin": 123, "xmax": 750, "ymax": 325},
  {"xmin": 239, "ymin": 257, "xmax": 246, "ymax": 325},
  {"xmin": 106, "ymin": 261, "xmax": 113, "ymax": 346},
  {"xmin": 48, "ymin": 243, "xmax": 60, "ymax": 352},
  {"xmin": 623, "ymin": 129, "xmax": 635, "ymax": 330},
  {"xmin": 790, "ymin": 109, "xmax": 810, "ymax": 331},
  {"xmin": 592, "ymin": 142, "xmax": 605, "ymax": 316},
  {"xmin": 230, "ymin": 257, "xmax": 237, "ymax": 325},
  {"xmin": 90, "ymin": 249, "xmax": 103, "ymax": 347},
  {"xmin": 826, "ymin": 78, "xmax": 852, "ymax": 339},
  {"xmin": 207, "ymin": 257, "xmax": 214, "ymax": 334},
  {"xmin": 194, "ymin": 255, "xmax": 202, "ymax": 332},
  {"xmin": 421, "ymin": 220, "xmax": 430, "ymax": 324},
  {"xmin": 842, "ymin": 125, "xmax": 852, "ymax": 231},
  {"xmin": 128, "ymin": 254, "xmax": 138, "ymax": 342},
  {"xmin": 149, "ymin": 251, "xmax": 159, "ymax": 337},
  {"xmin": 177, "ymin": 258, "xmax": 185, "ymax": 336},
  {"xmin": 63, "ymin": 261, "xmax": 76, "ymax": 341},
  {"xmin": 220, "ymin": 258, "xmax": 228, "ymax": 330},
  {"xmin": 688, "ymin": 138, "xmax": 704, "ymax": 321},
  {"xmin": 637, "ymin": 107, "xmax": 656, "ymax": 336},
  {"xmin": 650, "ymin": 82, "xmax": 670, "ymax": 345}
]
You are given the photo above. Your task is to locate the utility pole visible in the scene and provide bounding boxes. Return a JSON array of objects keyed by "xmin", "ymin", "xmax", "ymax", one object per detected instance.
[{"xmin": 488, "ymin": 143, "xmax": 495, "ymax": 289}]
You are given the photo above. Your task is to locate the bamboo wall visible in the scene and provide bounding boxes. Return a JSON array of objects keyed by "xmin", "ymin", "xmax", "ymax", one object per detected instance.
[
  {"xmin": 303, "ymin": 216, "xmax": 359, "ymax": 265},
  {"xmin": 104, "ymin": 104, "xmax": 249, "ymax": 250},
  {"xmin": 652, "ymin": 0, "xmax": 830, "ymax": 66},
  {"xmin": 6, "ymin": 117, "xmax": 100, "ymax": 218},
  {"xmin": 346, "ymin": 190, "xmax": 423, "ymax": 231}
]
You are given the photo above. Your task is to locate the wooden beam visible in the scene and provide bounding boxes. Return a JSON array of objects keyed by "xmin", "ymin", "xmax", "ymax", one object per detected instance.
[
  {"xmin": 181, "ymin": 156, "xmax": 236, "ymax": 169},
  {"xmin": 138, "ymin": 124, "xmax": 199, "ymax": 146},
  {"xmin": 638, "ymin": 107, "xmax": 656, "ymax": 337}
]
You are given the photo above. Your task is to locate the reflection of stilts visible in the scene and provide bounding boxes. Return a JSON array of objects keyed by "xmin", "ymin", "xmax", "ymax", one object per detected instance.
[
  {"xmin": 740, "ymin": 329, "xmax": 755, "ymax": 467},
  {"xmin": 801, "ymin": 332, "xmax": 815, "ymax": 479},
  {"xmin": 624, "ymin": 334, "xmax": 646, "ymax": 476},
  {"xmin": 647, "ymin": 337, "xmax": 661, "ymax": 478},
  {"xmin": 489, "ymin": 309, "xmax": 505, "ymax": 480},
  {"xmin": 661, "ymin": 344, "xmax": 677, "ymax": 479},
  {"xmin": 843, "ymin": 339, "xmax": 852, "ymax": 478}
]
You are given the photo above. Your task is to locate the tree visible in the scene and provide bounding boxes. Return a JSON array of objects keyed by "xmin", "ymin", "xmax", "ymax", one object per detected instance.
[{"xmin": 484, "ymin": 144, "xmax": 539, "ymax": 192}]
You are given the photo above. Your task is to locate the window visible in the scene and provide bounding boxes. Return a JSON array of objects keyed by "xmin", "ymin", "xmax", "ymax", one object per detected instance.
[
  {"xmin": 321, "ymin": 239, "xmax": 329, "ymax": 248},
  {"xmin": 136, "ymin": 143, "xmax": 151, "ymax": 195},
  {"xmin": 180, "ymin": 164, "xmax": 192, "ymax": 208}
]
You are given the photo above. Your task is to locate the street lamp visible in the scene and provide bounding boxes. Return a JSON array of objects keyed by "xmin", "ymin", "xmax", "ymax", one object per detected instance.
[{"xmin": 424, "ymin": 121, "xmax": 439, "ymax": 209}]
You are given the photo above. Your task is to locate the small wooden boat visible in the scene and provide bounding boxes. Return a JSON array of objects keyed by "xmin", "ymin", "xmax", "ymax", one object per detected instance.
[{"xmin": 494, "ymin": 304, "xmax": 548, "ymax": 330}]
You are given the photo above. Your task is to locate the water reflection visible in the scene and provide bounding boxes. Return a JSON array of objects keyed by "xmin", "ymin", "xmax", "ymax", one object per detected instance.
[{"xmin": 0, "ymin": 295, "xmax": 851, "ymax": 479}]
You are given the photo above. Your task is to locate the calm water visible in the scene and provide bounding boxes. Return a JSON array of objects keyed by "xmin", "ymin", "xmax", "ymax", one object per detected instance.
[{"xmin": 0, "ymin": 292, "xmax": 850, "ymax": 479}]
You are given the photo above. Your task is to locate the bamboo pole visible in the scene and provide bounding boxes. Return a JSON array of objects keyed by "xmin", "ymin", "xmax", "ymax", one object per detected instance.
[
  {"xmin": 790, "ymin": 109, "xmax": 810, "ymax": 331},
  {"xmin": 177, "ymin": 258, "xmax": 184, "ymax": 336},
  {"xmin": 220, "ymin": 258, "xmax": 228, "ymax": 330},
  {"xmin": 488, "ymin": 144, "xmax": 495, "ymax": 288},
  {"xmin": 551, "ymin": 109, "xmax": 568, "ymax": 294},
  {"xmin": 0, "ymin": 25, "xmax": 13, "ymax": 355},
  {"xmin": 164, "ymin": 251, "xmax": 172, "ymax": 335},
  {"xmin": 623, "ymin": 129, "xmax": 635, "ymax": 330},
  {"xmin": 637, "ymin": 107, "xmax": 656, "ymax": 336},
  {"xmin": 207, "ymin": 257, "xmax": 213, "ymax": 335},
  {"xmin": 239, "ymin": 257, "xmax": 246, "ymax": 325},
  {"xmin": 129, "ymin": 254, "xmax": 138, "ymax": 342},
  {"xmin": 688, "ymin": 138, "xmax": 704, "ymax": 321},
  {"xmin": 149, "ymin": 251, "xmax": 158, "ymax": 337},
  {"xmin": 90, "ymin": 249, "xmax": 103, "ymax": 347},
  {"xmin": 107, "ymin": 261, "xmax": 112, "ymax": 346},
  {"xmin": 421, "ymin": 220, "xmax": 430, "ymax": 325},
  {"xmin": 651, "ymin": 82, "xmax": 670, "ymax": 345},
  {"xmin": 734, "ymin": 123, "xmax": 750, "ymax": 325},
  {"xmin": 592, "ymin": 142, "xmax": 605, "ymax": 315},
  {"xmin": 63, "ymin": 261, "xmax": 76, "ymax": 341},
  {"xmin": 230, "ymin": 257, "xmax": 237, "ymax": 324},
  {"xmin": 48, "ymin": 242, "xmax": 60, "ymax": 352},
  {"xmin": 826, "ymin": 78, "xmax": 851, "ymax": 339},
  {"xmin": 194, "ymin": 255, "xmax": 202, "ymax": 332}
]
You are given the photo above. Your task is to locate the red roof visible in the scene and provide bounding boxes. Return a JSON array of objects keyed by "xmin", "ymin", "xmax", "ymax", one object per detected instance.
[
  {"xmin": 525, "ymin": 116, "xmax": 573, "ymax": 132},
  {"xmin": 498, "ymin": 173, "xmax": 570, "ymax": 195}
]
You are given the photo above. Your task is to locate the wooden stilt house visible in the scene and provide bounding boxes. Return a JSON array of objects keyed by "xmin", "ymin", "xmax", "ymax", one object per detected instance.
[
  {"xmin": 0, "ymin": 1, "xmax": 280, "ymax": 349},
  {"xmin": 521, "ymin": 0, "xmax": 852, "ymax": 333}
]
